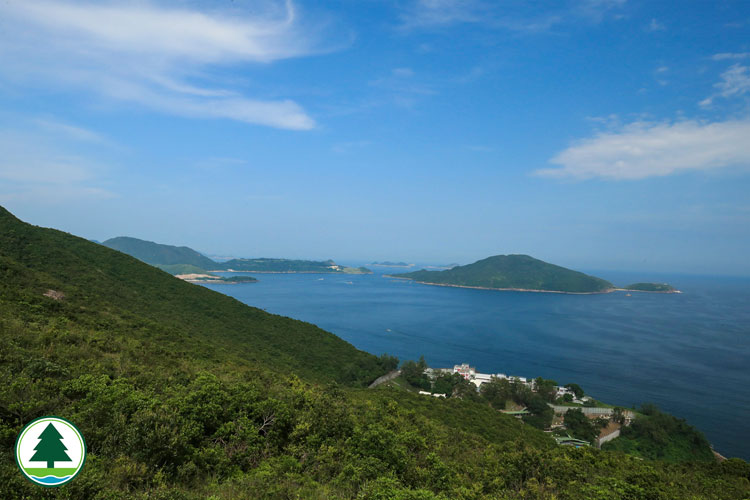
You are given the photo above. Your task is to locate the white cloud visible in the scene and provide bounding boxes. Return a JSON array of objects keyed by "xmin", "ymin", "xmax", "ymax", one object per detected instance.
[
  {"xmin": 700, "ymin": 64, "xmax": 750, "ymax": 107},
  {"xmin": 398, "ymin": 0, "xmax": 623, "ymax": 32},
  {"xmin": 712, "ymin": 52, "xmax": 750, "ymax": 61},
  {"xmin": 0, "ymin": 1, "xmax": 319, "ymax": 130},
  {"xmin": 34, "ymin": 119, "xmax": 108, "ymax": 143},
  {"xmin": 646, "ymin": 18, "xmax": 665, "ymax": 32},
  {"xmin": 536, "ymin": 120, "xmax": 750, "ymax": 180},
  {"xmin": 0, "ymin": 129, "xmax": 116, "ymax": 202},
  {"xmin": 401, "ymin": 0, "xmax": 485, "ymax": 28}
]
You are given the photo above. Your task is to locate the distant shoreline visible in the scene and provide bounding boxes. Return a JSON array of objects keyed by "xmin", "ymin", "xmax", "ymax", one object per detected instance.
[
  {"xmin": 387, "ymin": 277, "xmax": 681, "ymax": 294},
  {"xmin": 207, "ymin": 270, "xmax": 370, "ymax": 275},
  {"xmin": 386, "ymin": 276, "xmax": 613, "ymax": 294}
]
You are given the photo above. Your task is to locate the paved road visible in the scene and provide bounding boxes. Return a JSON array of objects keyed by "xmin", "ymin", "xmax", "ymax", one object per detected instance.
[{"xmin": 368, "ymin": 370, "xmax": 401, "ymax": 388}]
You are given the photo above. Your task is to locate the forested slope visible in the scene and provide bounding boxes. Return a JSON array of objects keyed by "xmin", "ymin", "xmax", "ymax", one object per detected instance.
[{"xmin": 1, "ymin": 207, "xmax": 748, "ymax": 499}]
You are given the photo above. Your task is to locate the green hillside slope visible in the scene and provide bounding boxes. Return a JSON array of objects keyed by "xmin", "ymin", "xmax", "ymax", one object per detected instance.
[
  {"xmin": 102, "ymin": 236, "xmax": 217, "ymax": 269},
  {"xmin": 1, "ymin": 207, "xmax": 748, "ymax": 499},
  {"xmin": 1, "ymin": 209, "xmax": 391, "ymax": 385},
  {"xmin": 395, "ymin": 254, "xmax": 614, "ymax": 293}
]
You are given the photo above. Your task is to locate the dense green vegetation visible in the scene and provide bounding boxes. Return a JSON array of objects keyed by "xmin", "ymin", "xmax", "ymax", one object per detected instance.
[
  {"xmin": 603, "ymin": 404, "xmax": 716, "ymax": 462},
  {"xmin": 218, "ymin": 258, "xmax": 372, "ymax": 274},
  {"xmin": 624, "ymin": 282, "xmax": 678, "ymax": 292},
  {"xmin": 1, "ymin": 207, "xmax": 748, "ymax": 499},
  {"xmin": 102, "ymin": 236, "xmax": 216, "ymax": 269},
  {"xmin": 394, "ymin": 255, "xmax": 614, "ymax": 293},
  {"xmin": 563, "ymin": 409, "xmax": 599, "ymax": 443}
]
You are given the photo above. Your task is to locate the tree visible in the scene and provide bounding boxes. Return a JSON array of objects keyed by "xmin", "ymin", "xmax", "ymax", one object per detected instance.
[
  {"xmin": 480, "ymin": 376, "xmax": 511, "ymax": 409},
  {"xmin": 31, "ymin": 423, "xmax": 71, "ymax": 469},
  {"xmin": 564, "ymin": 409, "xmax": 598, "ymax": 443},
  {"xmin": 433, "ymin": 373, "xmax": 455, "ymax": 395},
  {"xmin": 612, "ymin": 407, "xmax": 626, "ymax": 425},
  {"xmin": 523, "ymin": 395, "xmax": 553, "ymax": 430},
  {"xmin": 534, "ymin": 377, "xmax": 558, "ymax": 402},
  {"xmin": 401, "ymin": 357, "xmax": 431, "ymax": 391},
  {"xmin": 564, "ymin": 383, "xmax": 584, "ymax": 399}
]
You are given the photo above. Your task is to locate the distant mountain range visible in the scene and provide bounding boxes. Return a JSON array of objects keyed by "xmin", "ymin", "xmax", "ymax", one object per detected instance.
[
  {"xmin": 393, "ymin": 254, "xmax": 614, "ymax": 293},
  {"xmin": 102, "ymin": 236, "xmax": 371, "ymax": 275}
]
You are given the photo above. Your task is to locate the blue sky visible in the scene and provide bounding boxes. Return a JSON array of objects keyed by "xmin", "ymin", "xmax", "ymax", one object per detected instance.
[{"xmin": 1, "ymin": 0, "xmax": 749, "ymax": 275}]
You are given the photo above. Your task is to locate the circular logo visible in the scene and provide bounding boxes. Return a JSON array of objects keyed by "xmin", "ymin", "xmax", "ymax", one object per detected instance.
[{"xmin": 14, "ymin": 416, "xmax": 86, "ymax": 487}]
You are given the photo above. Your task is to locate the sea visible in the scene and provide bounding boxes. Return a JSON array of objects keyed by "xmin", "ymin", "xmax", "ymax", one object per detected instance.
[{"xmin": 202, "ymin": 267, "xmax": 750, "ymax": 460}]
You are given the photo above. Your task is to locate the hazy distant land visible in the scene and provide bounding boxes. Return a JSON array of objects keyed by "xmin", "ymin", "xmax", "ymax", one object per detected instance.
[{"xmin": 102, "ymin": 236, "xmax": 371, "ymax": 275}]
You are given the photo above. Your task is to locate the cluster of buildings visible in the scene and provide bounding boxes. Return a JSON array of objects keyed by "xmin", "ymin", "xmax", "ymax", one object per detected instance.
[{"xmin": 431, "ymin": 363, "xmax": 591, "ymax": 404}]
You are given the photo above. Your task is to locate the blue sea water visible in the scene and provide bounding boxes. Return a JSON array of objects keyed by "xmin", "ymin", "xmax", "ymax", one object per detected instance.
[
  {"xmin": 31, "ymin": 475, "xmax": 71, "ymax": 485},
  {"xmin": 203, "ymin": 268, "xmax": 750, "ymax": 460}
]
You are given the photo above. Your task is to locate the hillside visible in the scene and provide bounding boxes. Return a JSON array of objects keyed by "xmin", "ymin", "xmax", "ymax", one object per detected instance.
[
  {"xmin": 102, "ymin": 236, "xmax": 216, "ymax": 269},
  {"xmin": 1, "ymin": 209, "xmax": 391, "ymax": 386},
  {"xmin": 1, "ymin": 207, "xmax": 748, "ymax": 499},
  {"xmin": 394, "ymin": 254, "xmax": 614, "ymax": 293}
]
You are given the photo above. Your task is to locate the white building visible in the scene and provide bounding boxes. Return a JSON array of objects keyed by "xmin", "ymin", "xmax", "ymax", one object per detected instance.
[{"xmin": 453, "ymin": 363, "xmax": 476, "ymax": 379}]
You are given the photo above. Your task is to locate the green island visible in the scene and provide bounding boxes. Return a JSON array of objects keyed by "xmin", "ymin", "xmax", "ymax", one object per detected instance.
[
  {"xmin": 103, "ymin": 236, "xmax": 371, "ymax": 275},
  {"xmin": 392, "ymin": 254, "xmax": 615, "ymax": 293},
  {"xmin": 371, "ymin": 261, "xmax": 413, "ymax": 267},
  {"xmin": 1, "ymin": 206, "xmax": 748, "ymax": 499},
  {"xmin": 623, "ymin": 282, "xmax": 680, "ymax": 293}
]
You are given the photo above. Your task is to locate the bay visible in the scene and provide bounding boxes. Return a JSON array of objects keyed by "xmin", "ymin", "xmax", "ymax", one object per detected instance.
[{"xmin": 203, "ymin": 268, "xmax": 750, "ymax": 460}]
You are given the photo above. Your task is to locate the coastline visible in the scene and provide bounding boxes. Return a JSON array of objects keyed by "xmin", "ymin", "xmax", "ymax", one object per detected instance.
[
  {"xmin": 207, "ymin": 270, "xmax": 372, "ymax": 275},
  {"xmin": 385, "ymin": 276, "xmax": 614, "ymax": 295},
  {"xmin": 387, "ymin": 277, "xmax": 682, "ymax": 295}
]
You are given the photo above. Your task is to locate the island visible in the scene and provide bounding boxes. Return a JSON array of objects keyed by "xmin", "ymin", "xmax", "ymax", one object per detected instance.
[
  {"xmin": 101, "ymin": 236, "xmax": 371, "ymax": 275},
  {"xmin": 175, "ymin": 273, "xmax": 258, "ymax": 284},
  {"xmin": 390, "ymin": 254, "xmax": 614, "ymax": 294},
  {"xmin": 622, "ymin": 282, "xmax": 680, "ymax": 293},
  {"xmin": 214, "ymin": 258, "xmax": 371, "ymax": 274}
]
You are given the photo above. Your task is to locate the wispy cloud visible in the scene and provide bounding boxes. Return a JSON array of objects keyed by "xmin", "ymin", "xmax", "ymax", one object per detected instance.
[
  {"xmin": 0, "ymin": 129, "xmax": 116, "ymax": 203},
  {"xmin": 712, "ymin": 52, "xmax": 750, "ymax": 61},
  {"xmin": 398, "ymin": 0, "xmax": 625, "ymax": 32},
  {"xmin": 400, "ymin": 0, "xmax": 487, "ymax": 29},
  {"xmin": 0, "ymin": 1, "xmax": 321, "ymax": 130},
  {"xmin": 535, "ymin": 120, "xmax": 750, "ymax": 180},
  {"xmin": 369, "ymin": 68, "xmax": 438, "ymax": 108},
  {"xmin": 645, "ymin": 18, "xmax": 665, "ymax": 32},
  {"xmin": 700, "ymin": 64, "xmax": 750, "ymax": 107},
  {"xmin": 34, "ymin": 118, "xmax": 108, "ymax": 144}
]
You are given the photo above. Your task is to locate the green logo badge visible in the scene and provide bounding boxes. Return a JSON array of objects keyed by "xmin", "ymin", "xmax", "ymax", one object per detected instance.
[{"xmin": 15, "ymin": 416, "xmax": 86, "ymax": 487}]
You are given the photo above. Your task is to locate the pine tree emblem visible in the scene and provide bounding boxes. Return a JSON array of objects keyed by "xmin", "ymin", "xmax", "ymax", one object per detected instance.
[
  {"xmin": 15, "ymin": 416, "xmax": 86, "ymax": 487},
  {"xmin": 30, "ymin": 423, "xmax": 71, "ymax": 469}
]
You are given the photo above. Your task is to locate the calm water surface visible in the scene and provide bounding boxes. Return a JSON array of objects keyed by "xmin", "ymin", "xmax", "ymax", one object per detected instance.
[{"xmin": 204, "ymin": 269, "xmax": 750, "ymax": 460}]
